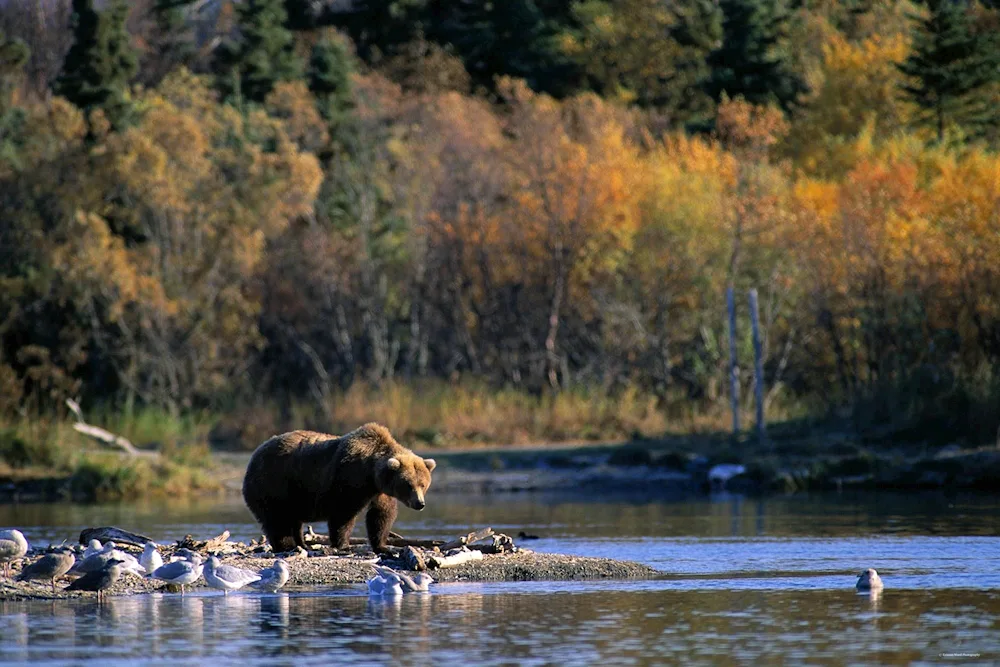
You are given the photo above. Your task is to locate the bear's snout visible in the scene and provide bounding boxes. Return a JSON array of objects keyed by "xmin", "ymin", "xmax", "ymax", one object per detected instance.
[{"xmin": 409, "ymin": 497, "xmax": 426, "ymax": 511}]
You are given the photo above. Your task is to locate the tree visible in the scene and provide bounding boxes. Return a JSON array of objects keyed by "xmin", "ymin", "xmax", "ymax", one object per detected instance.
[
  {"xmin": 142, "ymin": 0, "xmax": 198, "ymax": 85},
  {"xmin": 703, "ymin": 0, "xmax": 807, "ymax": 113},
  {"xmin": 52, "ymin": 0, "xmax": 137, "ymax": 129},
  {"xmin": 308, "ymin": 34, "xmax": 355, "ymax": 134},
  {"xmin": 215, "ymin": 0, "xmax": 302, "ymax": 104},
  {"xmin": 897, "ymin": 0, "xmax": 1000, "ymax": 142}
]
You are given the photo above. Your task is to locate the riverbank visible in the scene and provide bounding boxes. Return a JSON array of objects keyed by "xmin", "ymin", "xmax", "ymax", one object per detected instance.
[{"xmin": 0, "ymin": 542, "xmax": 658, "ymax": 602}]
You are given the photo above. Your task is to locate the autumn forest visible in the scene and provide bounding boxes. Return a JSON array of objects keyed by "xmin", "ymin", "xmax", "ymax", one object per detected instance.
[{"xmin": 2, "ymin": 0, "xmax": 1000, "ymax": 451}]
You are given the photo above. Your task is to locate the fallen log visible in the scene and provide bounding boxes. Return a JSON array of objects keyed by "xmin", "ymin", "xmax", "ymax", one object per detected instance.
[
  {"xmin": 66, "ymin": 399, "xmax": 143, "ymax": 457},
  {"xmin": 427, "ymin": 547, "xmax": 484, "ymax": 569},
  {"xmin": 469, "ymin": 533, "xmax": 516, "ymax": 555},
  {"xmin": 177, "ymin": 530, "xmax": 232, "ymax": 553},
  {"xmin": 440, "ymin": 527, "xmax": 494, "ymax": 551},
  {"xmin": 79, "ymin": 527, "xmax": 154, "ymax": 548}
]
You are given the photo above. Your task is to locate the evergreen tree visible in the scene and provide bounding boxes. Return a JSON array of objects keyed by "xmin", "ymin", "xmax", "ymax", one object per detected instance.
[
  {"xmin": 308, "ymin": 36, "xmax": 355, "ymax": 130},
  {"xmin": 215, "ymin": 0, "xmax": 303, "ymax": 104},
  {"xmin": 53, "ymin": 0, "xmax": 138, "ymax": 129},
  {"xmin": 0, "ymin": 31, "xmax": 29, "ymax": 167},
  {"xmin": 702, "ymin": 0, "xmax": 807, "ymax": 113},
  {"xmin": 143, "ymin": 0, "xmax": 197, "ymax": 85},
  {"xmin": 897, "ymin": 0, "xmax": 1000, "ymax": 142},
  {"xmin": 664, "ymin": 0, "xmax": 723, "ymax": 125}
]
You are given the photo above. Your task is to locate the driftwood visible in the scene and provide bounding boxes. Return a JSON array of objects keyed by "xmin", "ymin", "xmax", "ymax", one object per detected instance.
[
  {"xmin": 301, "ymin": 525, "xmax": 443, "ymax": 549},
  {"xmin": 79, "ymin": 526, "xmax": 154, "ymax": 548},
  {"xmin": 401, "ymin": 546, "xmax": 427, "ymax": 571},
  {"xmin": 177, "ymin": 530, "xmax": 232, "ymax": 553},
  {"xmin": 427, "ymin": 547, "xmax": 484, "ymax": 569},
  {"xmin": 469, "ymin": 533, "xmax": 516, "ymax": 555},
  {"xmin": 440, "ymin": 527, "xmax": 494, "ymax": 551},
  {"xmin": 66, "ymin": 399, "xmax": 143, "ymax": 457}
]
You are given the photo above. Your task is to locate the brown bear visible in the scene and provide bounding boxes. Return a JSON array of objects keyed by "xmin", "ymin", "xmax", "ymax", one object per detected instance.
[{"xmin": 242, "ymin": 423, "xmax": 436, "ymax": 553}]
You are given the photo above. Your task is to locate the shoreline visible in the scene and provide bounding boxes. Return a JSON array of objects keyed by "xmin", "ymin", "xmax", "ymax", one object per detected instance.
[{"xmin": 0, "ymin": 547, "xmax": 659, "ymax": 602}]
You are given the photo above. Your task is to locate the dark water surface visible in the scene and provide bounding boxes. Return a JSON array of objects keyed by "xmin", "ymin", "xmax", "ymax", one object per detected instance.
[{"xmin": 2, "ymin": 491, "xmax": 999, "ymax": 665}]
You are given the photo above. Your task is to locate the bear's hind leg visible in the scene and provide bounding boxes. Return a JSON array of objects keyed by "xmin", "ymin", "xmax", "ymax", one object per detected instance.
[
  {"xmin": 365, "ymin": 494, "xmax": 398, "ymax": 553},
  {"xmin": 327, "ymin": 510, "xmax": 358, "ymax": 550},
  {"xmin": 263, "ymin": 522, "xmax": 300, "ymax": 553}
]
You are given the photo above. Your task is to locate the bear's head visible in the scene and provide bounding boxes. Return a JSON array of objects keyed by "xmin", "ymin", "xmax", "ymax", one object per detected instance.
[{"xmin": 379, "ymin": 454, "xmax": 436, "ymax": 511}]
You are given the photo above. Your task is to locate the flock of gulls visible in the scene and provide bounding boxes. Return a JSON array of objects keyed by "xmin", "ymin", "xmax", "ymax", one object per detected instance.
[{"xmin": 1, "ymin": 528, "xmax": 432, "ymax": 601}]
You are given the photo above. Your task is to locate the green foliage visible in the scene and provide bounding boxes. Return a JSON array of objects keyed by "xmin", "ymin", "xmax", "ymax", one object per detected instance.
[
  {"xmin": 52, "ymin": 0, "xmax": 137, "ymax": 129},
  {"xmin": 0, "ymin": 30, "xmax": 29, "ymax": 167},
  {"xmin": 897, "ymin": 0, "xmax": 1000, "ymax": 141},
  {"xmin": 308, "ymin": 34, "xmax": 355, "ymax": 134},
  {"xmin": 215, "ymin": 0, "xmax": 303, "ymax": 104},
  {"xmin": 143, "ymin": 0, "xmax": 198, "ymax": 85},
  {"xmin": 703, "ymin": 0, "xmax": 808, "ymax": 113}
]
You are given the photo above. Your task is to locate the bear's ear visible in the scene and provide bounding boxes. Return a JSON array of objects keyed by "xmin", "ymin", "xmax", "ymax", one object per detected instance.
[
  {"xmin": 386, "ymin": 457, "xmax": 402, "ymax": 471},
  {"xmin": 424, "ymin": 458, "xmax": 436, "ymax": 472}
]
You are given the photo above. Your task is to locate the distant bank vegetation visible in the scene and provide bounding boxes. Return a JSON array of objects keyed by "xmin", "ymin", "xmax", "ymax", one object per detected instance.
[{"xmin": 2, "ymin": 0, "xmax": 1000, "ymax": 461}]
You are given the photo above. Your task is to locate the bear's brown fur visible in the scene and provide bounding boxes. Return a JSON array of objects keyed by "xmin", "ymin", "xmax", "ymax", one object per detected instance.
[{"xmin": 242, "ymin": 423, "xmax": 436, "ymax": 553}]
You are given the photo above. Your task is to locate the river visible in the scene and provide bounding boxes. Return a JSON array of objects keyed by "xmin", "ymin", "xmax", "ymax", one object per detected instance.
[{"xmin": 2, "ymin": 491, "xmax": 999, "ymax": 665}]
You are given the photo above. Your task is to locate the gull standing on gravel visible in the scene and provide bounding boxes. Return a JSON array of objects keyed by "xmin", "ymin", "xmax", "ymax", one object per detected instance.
[
  {"xmin": 140, "ymin": 542, "xmax": 164, "ymax": 574},
  {"xmin": 204, "ymin": 556, "xmax": 261, "ymax": 595},
  {"xmin": 367, "ymin": 568, "xmax": 403, "ymax": 597},
  {"xmin": 70, "ymin": 541, "xmax": 116, "ymax": 575},
  {"xmin": 82, "ymin": 539, "xmax": 103, "ymax": 559},
  {"xmin": 108, "ymin": 544, "xmax": 145, "ymax": 576},
  {"xmin": 66, "ymin": 558, "xmax": 126, "ymax": 602},
  {"xmin": 17, "ymin": 548, "xmax": 76, "ymax": 593},
  {"xmin": 249, "ymin": 559, "xmax": 290, "ymax": 593},
  {"xmin": 150, "ymin": 552, "xmax": 203, "ymax": 594},
  {"xmin": 0, "ymin": 529, "xmax": 29, "ymax": 577},
  {"xmin": 373, "ymin": 565, "xmax": 434, "ymax": 592}
]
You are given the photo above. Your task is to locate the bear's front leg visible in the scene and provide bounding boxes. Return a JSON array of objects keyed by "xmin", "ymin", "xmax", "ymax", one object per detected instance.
[{"xmin": 366, "ymin": 494, "xmax": 398, "ymax": 553}]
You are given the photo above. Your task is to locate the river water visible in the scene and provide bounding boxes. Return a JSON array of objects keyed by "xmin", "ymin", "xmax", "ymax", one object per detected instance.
[{"xmin": 2, "ymin": 491, "xmax": 999, "ymax": 665}]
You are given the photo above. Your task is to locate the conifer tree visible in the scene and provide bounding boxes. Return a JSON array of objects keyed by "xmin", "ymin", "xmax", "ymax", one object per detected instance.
[
  {"xmin": 143, "ymin": 0, "xmax": 197, "ymax": 85},
  {"xmin": 702, "ymin": 0, "xmax": 807, "ymax": 113},
  {"xmin": 897, "ymin": 0, "xmax": 1000, "ymax": 142},
  {"xmin": 308, "ymin": 36, "xmax": 355, "ymax": 133},
  {"xmin": 53, "ymin": 0, "xmax": 137, "ymax": 128},
  {"xmin": 0, "ymin": 31, "xmax": 29, "ymax": 166},
  {"xmin": 215, "ymin": 0, "xmax": 302, "ymax": 104}
]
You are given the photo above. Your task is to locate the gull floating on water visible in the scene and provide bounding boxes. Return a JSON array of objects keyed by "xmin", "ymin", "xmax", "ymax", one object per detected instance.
[
  {"xmin": 249, "ymin": 559, "xmax": 290, "ymax": 593},
  {"xmin": 0, "ymin": 529, "xmax": 29, "ymax": 577},
  {"xmin": 204, "ymin": 556, "xmax": 261, "ymax": 595},
  {"xmin": 150, "ymin": 552, "xmax": 203, "ymax": 594},
  {"xmin": 17, "ymin": 547, "xmax": 76, "ymax": 593},
  {"xmin": 66, "ymin": 558, "xmax": 125, "ymax": 602},
  {"xmin": 372, "ymin": 565, "xmax": 434, "ymax": 592},
  {"xmin": 140, "ymin": 542, "xmax": 164, "ymax": 575},
  {"xmin": 367, "ymin": 568, "xmax": 403, "ymax": 597},
  {"xmin": 856, "ymin": 568, "xmax": 884, "ymax": 591}
]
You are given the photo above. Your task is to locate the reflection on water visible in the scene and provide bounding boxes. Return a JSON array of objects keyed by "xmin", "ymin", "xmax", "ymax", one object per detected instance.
[
  {"xmin": 1, "ymin": 491, "xmax": 999, "ymax": 664},
  {"xmin": 2, "ymin": 585, "xmax": 999, "ymax": 664}
]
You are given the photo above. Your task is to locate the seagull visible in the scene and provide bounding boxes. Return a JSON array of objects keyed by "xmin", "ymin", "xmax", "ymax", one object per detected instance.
[
  {"xmin": 66, "ymin": 558, "xmax": 125, "ymax": 602},
  {"xmin": 203, "ymin": 556, "xmax": 261, "ymax": 595},
  {"xmin": 108, "ymin": 545, "xmax": 145, "ymax": 576},
  {"xmin": 82, "ymin": 539, "xmax": 103, "ymax": 559},
  {"xmin": 0, "ymin": 529, "xmax": 29, "ymax": 577},
  {"xmin": 70, "ymin": 541, "xmax": 117, "ymax": 576},
  {"xmin": 17, "ymin": 548, "xmax": 76, "ymax": 593},
  {"xmin": 248, "ymin": 559, "xmax": 290, "ymax": 593},
  {"xmin": 149, "ymin": 553, "xmax": 203, "ymax": 594},
  {"xmin": 856, "ymin": 568, "xmax": 884, "ymax": 591},
  {"xmin": 140, "ymin": 542, "xmax": 164, "ymax": 575},
  {"xmin": 367, "ymin": 568, "xmax": 403, "ymax": 597},
  {"xmin": 372, "ymin": 565, "xmax": 434, "ymax": 592}
]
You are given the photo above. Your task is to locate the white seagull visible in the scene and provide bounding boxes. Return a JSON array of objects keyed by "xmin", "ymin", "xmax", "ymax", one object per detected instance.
[
  {"xmin": 150, "ymin": 552, "xmax": 203, "ymax": 594},
  {"xmin": 70, "ymin": 541, "xmax": 117, "ymax": 575},
  {"xmin": 82, "ymin": 539, "xmax": 104, "ymax": 559},
  {"xmin": 204, "ymin": 556, "xmax": 261, "ymax": 595},
  {"xmin": 0, "ymin": 529, "xmax": 29, "ymax": 577},
  {"xmin": 856, "ymin": 568, "xmax": 884, "ymax": 591},
  {"xmin": 249, "ymin": 559, "xmax": 291, "ymax": 593},
  {"xmin": 367, "ymin": 568, "xmax": 403, "ymax": 597},
  {"xmin": 372, "ymin": 565, "xmax": 434, "ymax": 592},
  {"xmin": 140, "ymin": 542, "xmax": 164, "ymax": 575}
]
